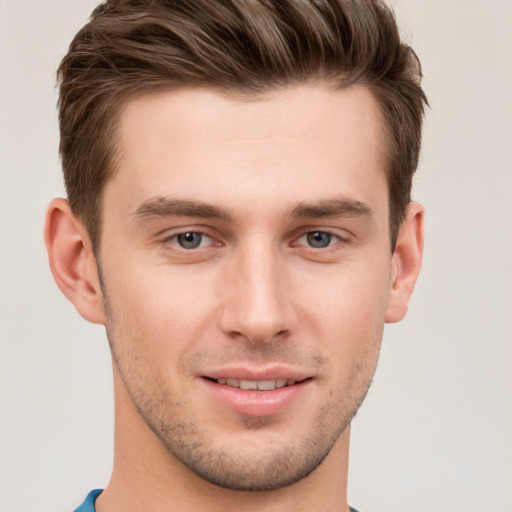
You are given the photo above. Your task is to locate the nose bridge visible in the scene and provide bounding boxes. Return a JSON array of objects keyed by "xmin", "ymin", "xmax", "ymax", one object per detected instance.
[{"xmin": 219, "ymin": 236, "xmax": 295, "ymax": 343}]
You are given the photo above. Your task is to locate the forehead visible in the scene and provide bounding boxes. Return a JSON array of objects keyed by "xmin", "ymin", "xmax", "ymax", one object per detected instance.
[
  {"xmin": 107, "ymin": 83, "xmax": 389, "ymax": 222},
  {"xmin": 117, "ymin": 83, "xmax": 386, "ymax": 154}
]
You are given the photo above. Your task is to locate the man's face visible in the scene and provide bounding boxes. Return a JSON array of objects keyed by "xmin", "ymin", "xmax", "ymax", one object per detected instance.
[{"xmin": 99, "ymin": 84, "xmax": 393, "ymax": 490}]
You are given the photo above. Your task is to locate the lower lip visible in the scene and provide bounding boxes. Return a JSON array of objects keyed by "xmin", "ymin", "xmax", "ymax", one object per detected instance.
[{"xmin": 201, "ymin": 378, "xmax": 312, "ymax": 417}]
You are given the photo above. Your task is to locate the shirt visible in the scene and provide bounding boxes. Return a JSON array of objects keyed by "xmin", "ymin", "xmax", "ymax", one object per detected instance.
[{"xmin": 74, "ymin": 489, "xmax": 362, "ymax": 511}]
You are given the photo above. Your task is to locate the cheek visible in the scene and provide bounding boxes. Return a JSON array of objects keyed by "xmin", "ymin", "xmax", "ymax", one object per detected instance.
[
  {"xmin": 302, "ymin": 258, "xmax": 392, "ymax": 327},
  {"xmin": 297, "ymin": 259, "xmax": 390, "ymax": 373},
  {"xmin": 105, "ymin": 252, "xmax": 210, "ymax": 319},
  {"xmin": 313, "ymin": 285, "xmax": 385, "ymax": 404},
  {"xmin": 102, "ymin": 264, "xmax": 229, "ymax": 395}
]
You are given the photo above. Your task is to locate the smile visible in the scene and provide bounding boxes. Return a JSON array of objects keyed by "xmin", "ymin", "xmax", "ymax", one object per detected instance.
[
  {"xmin": 213, "ymin": 378, "xmax": 297, "ymax": 390},
  {"xmin": 201, "ymin": 373, "xmax": 313, "ymax": 416}
]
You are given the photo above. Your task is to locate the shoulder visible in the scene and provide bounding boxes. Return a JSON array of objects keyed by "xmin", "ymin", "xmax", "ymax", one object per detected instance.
[{"xmin": 73, "ymin": 489, "xmax": 103, "ymax": 512}]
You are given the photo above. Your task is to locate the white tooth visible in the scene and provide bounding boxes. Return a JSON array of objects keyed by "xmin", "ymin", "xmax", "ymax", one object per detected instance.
[
  {"xmin": 227, "ymin": 378, "xmax": 240, "ymax": 388},
  {"xmin": 286, "ymin": 379, "xmax": 296, "ymax": 386},
  {"xmin": 275, "ymin": 378, "xmax": 287, "ymax": 389},
  {"xmin": 239, "ymin": 379, "xmax": 258, "ymax": 390},
  {"xmin": 217, "ymin": 378, "xmax": 227, "ymax": 385},
  {"xmin": 258, "ymin": 380, "xmax": 276, "ymax": 391}
]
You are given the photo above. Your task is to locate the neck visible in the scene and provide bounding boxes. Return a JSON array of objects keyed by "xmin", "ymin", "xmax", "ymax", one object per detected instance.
[{"xmin": 96, "ymin": 369, "xmax": 351, "ymax": 512}]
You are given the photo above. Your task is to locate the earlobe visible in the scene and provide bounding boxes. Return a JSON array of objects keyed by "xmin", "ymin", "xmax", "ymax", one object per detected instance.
[
  {"xmin": 44, "ymin": 198, "xmax": 106, "ymax": 325},
  {"xmin": 385, "ymin": 202, "xmax": 424, "ymax": 323}
]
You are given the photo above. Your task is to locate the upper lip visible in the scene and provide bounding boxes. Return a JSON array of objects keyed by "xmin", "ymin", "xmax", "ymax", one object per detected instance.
[{"xmin": 202, "ymin": 366, "xmax": 313, "ymax": 382}]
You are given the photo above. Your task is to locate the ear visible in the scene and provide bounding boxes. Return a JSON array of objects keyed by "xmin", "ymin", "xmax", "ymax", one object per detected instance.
[
  {"xmin": 44, "ymin": 198, "xmax": 106, "ymax": 325},
  {"xmin": 385, "ymin": 202, "xmax": 424, "ymax": 323}
]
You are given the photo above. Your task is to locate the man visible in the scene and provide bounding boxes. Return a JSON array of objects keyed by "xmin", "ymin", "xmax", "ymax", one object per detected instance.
[{"xmin": 45, "ymin": 0, "xmax": 427, "ymax": 510}]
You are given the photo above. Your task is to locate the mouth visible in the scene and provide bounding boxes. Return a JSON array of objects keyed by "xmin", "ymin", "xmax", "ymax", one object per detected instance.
[
  {"xmin": 205, "ymin": 377, "xmax": 307, "ymax": 391},
  {"xmin": 201, "ymin": 373, "xmax": 313, "ymax": 416}
]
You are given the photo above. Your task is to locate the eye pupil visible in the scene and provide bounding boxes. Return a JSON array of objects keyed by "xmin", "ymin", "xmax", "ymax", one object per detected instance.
[
  {"xmin": 307, "ymin": 231, "xmax": 332, "ymax": 248},
  {"xmin": 177, "ymin": 232, "xmax": 202, "ymax": 249}
]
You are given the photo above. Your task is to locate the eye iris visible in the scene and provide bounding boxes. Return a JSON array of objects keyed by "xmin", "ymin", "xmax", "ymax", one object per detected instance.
[
  {"xmin": 307, "ymin": 231, "xmax": 331, "ymax": 248},
  {"xmin": 177, "ymin": 232, "xmax": 202, "ymax": 249}
]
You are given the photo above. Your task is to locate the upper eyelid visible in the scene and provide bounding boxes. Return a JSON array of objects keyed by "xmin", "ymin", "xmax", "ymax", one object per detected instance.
[
  {"xmin": 159, "ymin": 226, "xmax": 216, "ymax": 239},
  {"xmin": 159, "ymin": 229, "xmax": 216, "ymax": 248},
  {"xmin": 293, "ymin": 231, "xmax": 347, "ymax": 246},
  {"xmin": 164, "ymin": 228, "xmax": 210, "ymax": 238},
  {"xmin": 292, "ymin": 227, "xmax": 351, "ymax": 241},
  {"xmin": 157, "ymin": 226, "xmax": 351, "ymax": 245}
]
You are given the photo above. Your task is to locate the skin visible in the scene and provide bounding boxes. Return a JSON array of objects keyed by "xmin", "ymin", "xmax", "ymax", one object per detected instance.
[{"xmin": 45, "ymin": 83, "xmax": 424, "ymax": 512}]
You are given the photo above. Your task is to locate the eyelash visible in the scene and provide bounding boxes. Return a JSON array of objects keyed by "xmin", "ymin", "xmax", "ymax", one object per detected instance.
[
  {"xmin": 293, "ymin": 230, "xmax": 348, "ymax": 250},
  {"xmin": 161, "ymin": 228, "xmax": 349, "ymax": 251},
  {"xmin": 162, "ymin": 230, "xmax": 215, "ymax": 250}
]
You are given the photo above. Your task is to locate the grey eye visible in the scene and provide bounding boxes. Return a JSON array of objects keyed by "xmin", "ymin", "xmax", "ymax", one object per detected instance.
[
  {"xmin": 306, "ymin": 231, "xmax": 332, "ymax": 248},
  {"xmin": 176, "ymin": 232, "xmax": 203, "ymax": 249}
]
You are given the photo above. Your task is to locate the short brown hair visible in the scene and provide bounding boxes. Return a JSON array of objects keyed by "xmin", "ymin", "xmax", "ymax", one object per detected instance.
[{"xmin": 58, "ymin": 0, "xmax": 427, "ymax": 249}]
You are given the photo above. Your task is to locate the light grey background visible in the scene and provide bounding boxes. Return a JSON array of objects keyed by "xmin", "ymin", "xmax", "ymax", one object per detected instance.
[{"xmin": 1, "ymin": 1, "xmax": 511, "ymax": 511}]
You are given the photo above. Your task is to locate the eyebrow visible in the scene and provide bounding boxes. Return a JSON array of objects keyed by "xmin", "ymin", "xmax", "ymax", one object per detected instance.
[
  {"xmin": 289, "ymin": 198, "xmax": 374, "ymax": 219},
  {"xmin": 132, "ymin": 196, "xmax": 373, "ymax": 223},
  {"xmin": 132, "ymin": 197, "xmax": 233, "ymax": 221}
]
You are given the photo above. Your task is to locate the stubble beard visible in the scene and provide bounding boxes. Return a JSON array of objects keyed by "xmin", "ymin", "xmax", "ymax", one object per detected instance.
[
  {"xmin": 101, "ymin": 287, "xmax": 379, "ymax": 491},
  {"xmin": 128, "ymin": 396, "xmax": 346, "ymax": 491}
]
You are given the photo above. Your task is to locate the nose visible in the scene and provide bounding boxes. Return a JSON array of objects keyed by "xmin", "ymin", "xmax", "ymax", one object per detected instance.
[{"xmin": 218, "ymin": 242, "xmax": 297, "ymax": 344}]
